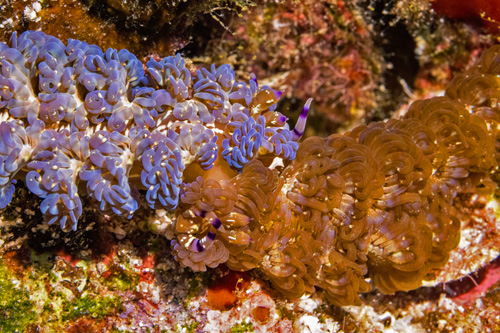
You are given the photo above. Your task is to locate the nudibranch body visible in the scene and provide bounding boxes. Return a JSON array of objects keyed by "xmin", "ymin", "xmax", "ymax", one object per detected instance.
[{"xmin": 0, "ymin": 31, "xmax": 301, "ymax": 232}]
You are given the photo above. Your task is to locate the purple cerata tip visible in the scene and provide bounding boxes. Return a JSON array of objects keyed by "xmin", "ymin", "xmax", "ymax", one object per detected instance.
[
  {"xmin": 292, "ymin": 98, "xmax": 312, "ymax": 141},
  {"xmin": 279, "ymin": 115, "xmax": 287, "ymax": 123},
  {"xmin": 250, "ymin": 76, "xmax": 258, "ymax": 88},
  {"xmin": 212, "ymin": 217, "xmax": 222, "ymax": 229},
  {"xmin": 301, "ymin": 98, "xmax": 312, "ymax": 117},
  {"xmin": 207, "ymin": 231, "xmax": 216, "ymax": 240},
  {"xmin": 274, "ymin": 90, "xmax": 283, "ymax": 100},
  {"xmin": 195, "ymin": 239, "xmax": 204, "ymax": 252},
  {"xmin": 293, "ymin": 128, "xmax": 303, "ymax": 136},
  {"xmin": 200, "ymin": 210, "xmax": 206, "ymax": 218}
]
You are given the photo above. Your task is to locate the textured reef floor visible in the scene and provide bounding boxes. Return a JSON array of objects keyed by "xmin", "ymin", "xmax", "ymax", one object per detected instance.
[
  {"xmin": 2, "ymin": 0, "xmax": 500, "ymax": 332},
  {"xmin": 1, "ymin": 193, "xmax": 500, "ymax": 331}
]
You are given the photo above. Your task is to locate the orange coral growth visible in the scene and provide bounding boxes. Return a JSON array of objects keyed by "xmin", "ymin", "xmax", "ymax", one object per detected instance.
[
  {"xmin": 206, "ymin": 267, "xmax": 251, "ymax": 311},
  {"xmin": 162, "ymin": 45, "xmax": 500, "ymax": 306},
  {"xmin": 253, "ymin": 306, "xmax": 271, "ymax": 324},
  {"xmin": 137, "ymin": 253, "xmax": 155, "ymax": 283},
  {"xmin": 56, "ymin": 250, "xmax": 82, "ymax": 268}
]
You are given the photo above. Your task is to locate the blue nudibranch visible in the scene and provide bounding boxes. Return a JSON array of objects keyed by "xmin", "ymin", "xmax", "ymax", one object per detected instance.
[{"xmin": 0, "ymin": 31, "xmax": 307, "ymax": 231}]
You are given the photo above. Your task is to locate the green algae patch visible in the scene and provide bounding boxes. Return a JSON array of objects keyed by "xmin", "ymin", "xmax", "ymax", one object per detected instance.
[
  {"xmin": 62, "ymin": 294, "xmax": 122, "ymax": 321},
  {"xmin": 0, "ymin": 261, "xmax": 36, "ymax": 332},
  {"xmin": 231, "ymin": 320, "xmax": 254, "ymax": 333},
  {"xmin": 103, "ymin": 267, "xmax": 139, "ymax": 292},
  {"xmin": 176, "ymin": 321, "xmax": 199, "ymax": 333}
]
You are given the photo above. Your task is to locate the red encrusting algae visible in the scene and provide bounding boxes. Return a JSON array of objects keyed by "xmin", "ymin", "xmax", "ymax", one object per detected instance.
[
  {"xmin": 206, "ymin": 266, "xmax": 251, "ymax": 311},
  {"xmin": 432, "ymin": 0, "xmax": 500, "ymax": 32}
]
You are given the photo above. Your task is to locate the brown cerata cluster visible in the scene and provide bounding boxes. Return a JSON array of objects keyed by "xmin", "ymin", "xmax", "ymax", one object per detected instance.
[{"xmin": 155, "ymin": 45, "xmax": 500, "ymax": 306}]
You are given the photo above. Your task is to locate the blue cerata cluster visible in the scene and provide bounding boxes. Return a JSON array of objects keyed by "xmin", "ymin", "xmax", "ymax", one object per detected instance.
[{"xmin": 0, "ymin": 31, "xmax": 304, "ymax": 231}]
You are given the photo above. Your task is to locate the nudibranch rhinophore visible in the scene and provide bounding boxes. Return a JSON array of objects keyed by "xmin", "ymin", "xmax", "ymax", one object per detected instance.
[{"xmin": 1, "ymin": 31, "xmax": 499, "ymax": 306}]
